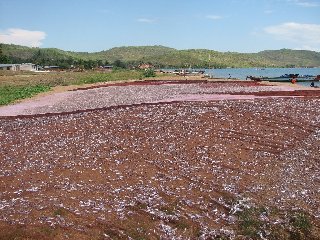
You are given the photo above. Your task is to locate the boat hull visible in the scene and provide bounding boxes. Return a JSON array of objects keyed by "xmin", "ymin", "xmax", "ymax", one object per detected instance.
[
  {"xmin": 247, "ymin": 75, "xmax": 320, "ymax": 82},
  {"xmin": 262, "ymin": 78, "xmax": 317, "ymax": 82}
]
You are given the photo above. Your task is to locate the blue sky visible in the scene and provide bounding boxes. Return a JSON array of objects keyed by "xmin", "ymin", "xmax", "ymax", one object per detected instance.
[{"xmin": 0, "ymin": 0, "xmax": 319, "ymax": 52}]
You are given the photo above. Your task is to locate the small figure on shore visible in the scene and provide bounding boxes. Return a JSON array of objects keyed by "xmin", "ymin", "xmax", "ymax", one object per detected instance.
[
  {"xmin": 291, "ymin": 78, "xmax": 297, "ymax": 84},
  {"xmin": 310, "ymin": 81, "xmax": 315, "ymax": 87},
  {"xmin": 228, "ymin": 74, "xmax": 231, "ymax": 79}
]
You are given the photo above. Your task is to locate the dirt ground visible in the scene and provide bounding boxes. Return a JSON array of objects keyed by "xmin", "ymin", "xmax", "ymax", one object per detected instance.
[
  {"xmin": 0, "ymin": 79, "xmax": 316, "ymax": 117},
  {"xmin": 0, "ymin": 80, "xmax": 320, "ymax": 239}
]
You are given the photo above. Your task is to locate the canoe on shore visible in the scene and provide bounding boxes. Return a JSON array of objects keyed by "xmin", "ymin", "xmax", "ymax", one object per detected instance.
[{"xmin": 246, "ymin": 74, "xmax": 320, "ymax": 82}]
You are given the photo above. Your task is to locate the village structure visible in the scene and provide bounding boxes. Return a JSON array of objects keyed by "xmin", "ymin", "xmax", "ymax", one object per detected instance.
[
  {"xmin": 0, "ymin": 63, "xmax": 39, "ymax": 71},
  {"xmin": 0, "ymin": 62, "xmax": 156, "ymax": 72}
]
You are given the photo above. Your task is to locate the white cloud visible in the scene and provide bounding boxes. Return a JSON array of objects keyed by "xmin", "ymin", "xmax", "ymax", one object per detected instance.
[
  {"xmin": 206, "ymin": 15, "xmax": 223, "ymax": 20},
  {"xmin": 264, "ymin": 22, "xmax": 320, "ymax": 51},
  {"xmin": 0, "ymin": 28, "xmax": 46, "ymax": 47},
  {"xmin": 287, "ymin": 0, "xmax": 319, "ymax": 7},
  {"xmin": 294, "ymin": 45, "xmax": 320, "ymax": 51},
  {"xmin": 137, "ymin": 18, "xmax": 156, "ymax": 23}
]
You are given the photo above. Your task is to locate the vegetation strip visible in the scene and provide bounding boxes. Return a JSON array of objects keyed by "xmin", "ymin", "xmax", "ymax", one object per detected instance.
[
  {"xmin": 0, "ymin": 84, "xmax": 51, "ymax": 106},
  {"xmin": 0, "ymin": 70, "xmax": 146, "ymax": 106},
  {"xmin": 2, "ymin": 43, "xmax": 320, "ymax": 68}
]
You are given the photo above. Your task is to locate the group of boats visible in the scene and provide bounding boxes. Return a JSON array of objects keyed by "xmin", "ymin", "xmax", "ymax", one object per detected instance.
[
  {"xmin": 160, "ymin": 69, "xmax": 205, "ymax": 76},
  {"xmin": 246, "ymin": 74, "xmax": 320, "ymax": 83},
  {"xmin": 162, "ymin": 69, "xmax": 320, "ymax": 85},
  {"xmin": 172, "ymin": 69, "xmax": 205, "ymax": 76}
]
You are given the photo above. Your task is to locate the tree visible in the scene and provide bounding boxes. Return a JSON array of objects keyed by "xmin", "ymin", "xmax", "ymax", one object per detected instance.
[
  {"xmin": 113, "ymin": 59, "xmax": 126, "ymax": 69},
  {"xmin": 83, "ymin": 60, "xmax": 96, "ymax": 69},
  {"xmin": 96, "ymin": 59, "xmax": 103, "ymax": 67},
  {"xmin": 142, "ymin": 68, "xmax": 156, "ymax": 78},
  {"xmin": 0, "ymin": 45, "xmax": 10, "ymax": 63}
]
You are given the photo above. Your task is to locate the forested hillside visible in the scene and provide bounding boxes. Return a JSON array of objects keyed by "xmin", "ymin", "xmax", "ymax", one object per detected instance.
[{"xmin": 1, "ymin": 44, "xmax": 320, "ymax": 69}]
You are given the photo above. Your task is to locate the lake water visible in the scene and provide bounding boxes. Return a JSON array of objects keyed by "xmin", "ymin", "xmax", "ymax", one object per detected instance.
[{"xmin": 205, "ymin": 68, "xmax": 320, "ymax": 87}]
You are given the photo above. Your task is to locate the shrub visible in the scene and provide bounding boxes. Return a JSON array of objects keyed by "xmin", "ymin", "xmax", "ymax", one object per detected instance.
[{"xmin": 142, "ymin": 68, "xmax": 156, "ymax": 78}]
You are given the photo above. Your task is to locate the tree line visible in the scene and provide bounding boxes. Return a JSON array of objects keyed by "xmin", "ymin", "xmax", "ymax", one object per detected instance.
[
  {"xmin": 0, "ymin": 45, "xmax": 133, "ymax": 70},
  {"xmin": 2, "ymin": 44, "xmax": 320, "ymax": 69}
]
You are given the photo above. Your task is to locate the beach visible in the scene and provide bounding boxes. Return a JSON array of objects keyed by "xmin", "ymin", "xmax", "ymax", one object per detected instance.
[{"xmin": 0, "ymin": 79, "xmax": 320, "ymax": 239}]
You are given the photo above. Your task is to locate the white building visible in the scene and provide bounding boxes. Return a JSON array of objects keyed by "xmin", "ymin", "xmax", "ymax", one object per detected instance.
[
  {"xmin": 20, "ymin": 63, "xmax": 38, "ymax": 71},
  {"xmin": 0, "ymin": 64, "xmax": 20, "ymax": 71},
  {"xmin": 0, "ymin": 63, "xmax": 38, "ymax": 71}
]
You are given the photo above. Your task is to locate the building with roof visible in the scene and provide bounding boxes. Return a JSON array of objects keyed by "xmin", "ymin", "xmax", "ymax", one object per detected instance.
[
  {"xmin": 0, "ymin": 63, "xmax": 38, "ymax": 71},
  {"xmin": 138, "ymin": 63, "xmax": 154, "ymax": 70},
  {"xmin": 0, "ymin": 64, "xmax": 20, "ymax": 71}
]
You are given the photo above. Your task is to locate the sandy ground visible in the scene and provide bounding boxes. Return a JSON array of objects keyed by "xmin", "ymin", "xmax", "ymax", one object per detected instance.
[{"xmin": 1, "ymin": 79, "xmax": 320, "ymax": 239}]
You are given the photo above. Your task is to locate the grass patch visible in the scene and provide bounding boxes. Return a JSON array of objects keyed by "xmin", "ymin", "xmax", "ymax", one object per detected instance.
[
  {"xmin": 53, "ymin": 207, "xmax": 68, "ymax": 217},
  {"xmin": 0, "ymin": 70, "xmax": 145, "ymax": 105},
  {"xmin": 237, "ymin": 207, "xmax": 263, "ymax": 238},
  {"xmin": 0, "ymin": 84, "xmax": 51, "ymax": 105},
  {"xmin": 236, "ymin": 206, "xmax": 318, "ymax": 240},
  {"xmin": 173, "ymin": 218, "xmax": 190, "ymax": 230},
  {"xmin": 159, "ymin": 204, "xmax": 176, "ymax": 215},
  {"xmin": 289, "ymin": 211, "xmax": 312, "ymax": 240}
]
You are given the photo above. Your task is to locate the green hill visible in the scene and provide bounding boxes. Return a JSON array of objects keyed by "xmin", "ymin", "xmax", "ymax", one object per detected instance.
[
  {"xmin": 256, "ymin": 49, "xmax": 320, "ymax": 68},
  {"xmin": 1, "ymin": 43, "xmax": 320, "ymax": 68}
]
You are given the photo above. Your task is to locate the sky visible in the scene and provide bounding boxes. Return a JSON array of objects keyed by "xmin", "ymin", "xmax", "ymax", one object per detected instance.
[{"xmin": 0, "ymin": 0, "xmax": 320, "ymax": 53}]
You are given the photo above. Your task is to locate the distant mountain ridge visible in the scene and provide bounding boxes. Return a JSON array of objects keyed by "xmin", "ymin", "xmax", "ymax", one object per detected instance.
[{"xmin": 1, "ymin": 43, "xmax": 320, "ymax": 68}]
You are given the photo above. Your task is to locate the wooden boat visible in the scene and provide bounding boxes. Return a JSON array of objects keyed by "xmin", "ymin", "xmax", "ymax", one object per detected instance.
[{"xmin": 246, "ymin": 74, "xmax": 320, "ymax": 82}]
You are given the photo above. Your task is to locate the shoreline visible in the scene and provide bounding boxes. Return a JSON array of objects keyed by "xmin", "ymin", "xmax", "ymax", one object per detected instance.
[{"xmin": 0, "ymin": 78, "xmax": 319, "ymax": 117}]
